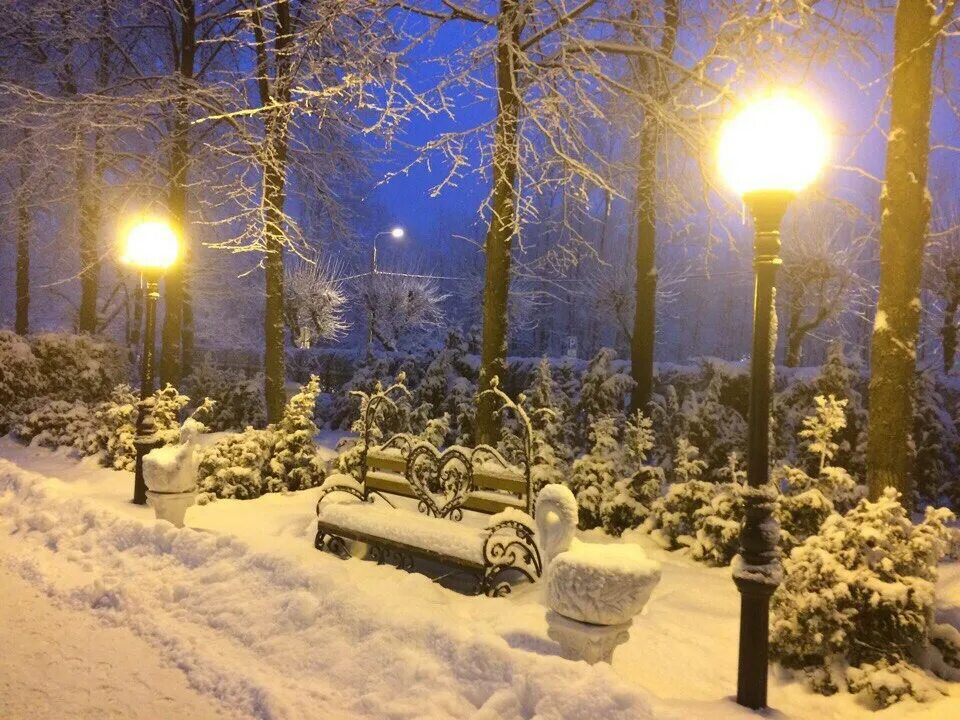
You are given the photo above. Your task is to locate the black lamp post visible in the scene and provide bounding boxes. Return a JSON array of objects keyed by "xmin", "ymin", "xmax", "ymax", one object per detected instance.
[
  {"xmin": 122, "ymin": 218, "xmax": 180, "ymax": 505},
  {"xmin": 133, "ymin": 271, "xmax": 162, "ymax": 505},
  {"xmin": 717, "ymin": 95, "xmax": 829, "ymax": 710},
  {"xmin": 734, "ymin": 189, "xmax": 792, "ymax": 709}
]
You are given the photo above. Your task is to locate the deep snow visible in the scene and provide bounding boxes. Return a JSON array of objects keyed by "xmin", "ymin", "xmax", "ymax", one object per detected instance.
[{"xmin": 0, "ymin": 436, "xmax": 958, "ymax": 720}]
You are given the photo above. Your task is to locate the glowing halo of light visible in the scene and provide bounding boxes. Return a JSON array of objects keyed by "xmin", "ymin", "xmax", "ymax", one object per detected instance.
[
  {"xmin": 717, "ymin": 94, "xmax": 829, "ymax": 196},
  {"xmin": 121, "ymin": 218, "xmax": 180, "ymax": 271}
]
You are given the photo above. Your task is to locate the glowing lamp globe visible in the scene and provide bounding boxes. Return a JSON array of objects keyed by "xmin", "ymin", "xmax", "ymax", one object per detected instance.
[
  {"xmin": 717, "ymin": 95, "xmax": 829, "ymax": 196},
  {"xmin": 122, "ymin": 219, "xmax": 179, "ymax": 271},
  {"xmin": 390, "ymin": 227, "xmax": 405, "ymax": 239}
]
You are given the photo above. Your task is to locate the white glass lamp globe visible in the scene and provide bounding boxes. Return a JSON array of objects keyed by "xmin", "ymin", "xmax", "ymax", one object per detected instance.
[
  {"xmin": 717, "ymin": 95, "xmax": 829, "ymax": 196},
  {"xmin": 122, "ymin": 219, "xmax": 180, "ymax": 271},
  {"xmin": 390, "ymin": 227, "xmax": 405, "ymax": 239}
]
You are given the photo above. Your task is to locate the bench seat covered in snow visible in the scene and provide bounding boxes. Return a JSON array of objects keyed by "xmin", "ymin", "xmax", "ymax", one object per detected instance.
[{"xmin": 315, "ymin": 461, "xmax": 542, "ymax": 596}]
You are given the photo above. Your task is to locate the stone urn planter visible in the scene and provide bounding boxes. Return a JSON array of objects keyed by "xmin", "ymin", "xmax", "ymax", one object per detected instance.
[
  {"xmin": 536, "ymin": 484, "xmax": 662, "ymax": 663},
  {"xmin": 143, "ymin": 418, "xmax": 204, "ymax": 528}
]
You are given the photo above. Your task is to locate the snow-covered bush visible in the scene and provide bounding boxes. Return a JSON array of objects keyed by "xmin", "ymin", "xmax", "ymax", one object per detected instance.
[
  {"xmin": 601, "ymin": 466, "xmax": 664, "ymax": 537},
  {"xmin": 642, "ymin": 477, "xmax": 720, "ymax": 550},
  {"xmin": 97, "ymin": 385, "xmax": 190, "ymax": 472},
  {"xmin": 600, "ymin": 411, "xmax": 662, "ymax": 536},
  {"xmin": 672, "ymin": 438, "xmax": 707, "ymax": 483},
  {"xmin": 681, "ymin": 373, "xmax": 747, "ymax": 482},
  {"xmin": 771, "ymin": 489, "xmax": 957, "ymax": 704},
  {"xmin": 688, "ymin": 482, "xmax": 744, "ymax": 566},
  {"xmin": 196, "ymin": 427, "xmax": 276, "ymax": 503},
  {"xmin": 568, "ymin": 415, "xmax": 621, "ymax": 529},
  {"xmin": 776, "ymin": 395, "xmax": 862, "ymax": 551},
  {"xmin": 13, "ymin": 399, "xmax": 101, "ymax": 455},
  {"xmin": 29, "ymin": 332, "xmax": 129, "ymax": 402},
  {"xmin": 0, "ymin": 330, "xmax": 41, "ymax": 411},
  {"xmin": 574, "ymin": 348, "xmax": 633, "ymax": 447},
  {"xmin": 181, "ymin": 357, "xmax": 266, "ymax": 431},
  {"xmin": 912, "ymin": 370, "xmax": 960, "ymax": 508},
  {"xmin": 265, "ymin": 376, "xmax": 325, "ymax": 493},
  {"xmin": 96, "ymin": 385, "xmax": 140, "ymax": 470}
]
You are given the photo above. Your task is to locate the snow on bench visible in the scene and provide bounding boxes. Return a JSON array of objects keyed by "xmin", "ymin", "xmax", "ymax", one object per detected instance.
[
  {"xmin": 313, "ymin": 375, "xmax": 543, "ymax": 596},
  {"xmin": 317, "ymin": 494, "xmax": 485, "ymax": 567}
]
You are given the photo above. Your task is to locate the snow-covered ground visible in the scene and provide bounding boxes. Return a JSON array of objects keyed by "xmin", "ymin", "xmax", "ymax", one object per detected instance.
[{"xmin": 1, "ymin": 436, "xmax": 958, "ymax": 720}]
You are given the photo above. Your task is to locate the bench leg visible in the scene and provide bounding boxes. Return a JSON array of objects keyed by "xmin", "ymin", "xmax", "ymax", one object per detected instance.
[
  {"xmin": 369, "ymin": 543, "xmax": 415, "ymax": 572},
  {"xmin": 314, "ymin": 524, "xmax": 326, "ymax": 551}
]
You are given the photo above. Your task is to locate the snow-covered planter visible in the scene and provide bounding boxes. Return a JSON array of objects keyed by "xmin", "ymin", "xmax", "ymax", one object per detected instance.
[
  {"xmin": 770, "ymin": 488, "xmax": 957, "ymax": 704},
  {"xmin": 538, "ymin": 484, "xmax": 661, "ymax": 626},
  {"xmin": 143, "ymin": 419, "xmax": 207, "ymax": 528}
]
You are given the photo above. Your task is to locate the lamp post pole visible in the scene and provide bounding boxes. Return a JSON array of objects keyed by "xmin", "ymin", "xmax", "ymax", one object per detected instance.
[
  {"xmin": 366, "ymin": 234, "xmax": 381, "ymax": 359},
  {"xmin": 133, "ymin": 271, "xmax": 163, "ymax": 505},
  {"xmin": 734, "ymin": 189, "xmax": 792, "ymax": 709}
]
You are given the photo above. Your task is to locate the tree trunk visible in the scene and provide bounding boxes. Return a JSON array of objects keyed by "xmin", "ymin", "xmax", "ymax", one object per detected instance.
[
  {"xmin": 943, "ymin": 293, "xmax": 958, "ymax": 374},
  {"xmin": 76, "ymin": 155, "xmax": 100, "ymax": 334},
  {"xmin": 256, "ymin": 0, "xmax": 292, "ymax": 424},
  {"xmin": 784, "ymin": 293, "xmax": 804, "ymax": 368},
  {"xmin": 15, "ymin": 153, "xmax": 30, "ymax": 335},
  {"xmin": 476, "ymin": 0, "xmax": 525, "ymax": 445},
  {"xmin": 629, "ymin": 115, "xmax": 660, "ymax": 413},
  {"xmin": 160, "ymin": 0, "xmax": 196, "ymax": 388},
  {"xmin": 182, "ymin": 281, "xmax": 195, "ymax": 377},
  {"xmin": 628, "ymin": 0, "xmax": 679, "ymax": 414},
  {"xmin": 867, "ymin": 0, "xmax": 944, "ymax": 501}
]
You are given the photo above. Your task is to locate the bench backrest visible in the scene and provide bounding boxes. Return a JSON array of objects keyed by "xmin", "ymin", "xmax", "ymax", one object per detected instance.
[{"xmin": 362, "ymin": 436, "xmax": 529, "ymax": 518}]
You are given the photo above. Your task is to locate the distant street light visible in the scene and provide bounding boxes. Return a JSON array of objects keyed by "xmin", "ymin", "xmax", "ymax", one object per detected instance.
[
  {"xmin": 717, "ymin": 94, "xmax": 829, "ymax": 710},
  {"xmin": 121, "ymin": 217, "xmax": 180, "ymax": 505},
  {"xmin": 367, "ymin": 226, "xmax": 405, "ymax": 357}
]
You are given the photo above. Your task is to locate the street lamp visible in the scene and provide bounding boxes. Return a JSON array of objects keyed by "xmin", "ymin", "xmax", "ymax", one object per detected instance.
[
  {"xmin": 717, "ymin": 94, "xmax": 829, "ymax": 710},
  {"xmin": 367, "ymin": 226, "xmax": 404, "ymax": 356},
  {"xmin": 121, "ymin": 217, "xmax": 180, "ymax": 505}
]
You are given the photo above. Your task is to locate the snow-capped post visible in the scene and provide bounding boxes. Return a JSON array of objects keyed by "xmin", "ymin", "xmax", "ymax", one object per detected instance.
[
  {"xmin": 120, "ymin": 216, "xmax": 181, "ymax": 505},
  {"xmin": 717, "ymin": 95, "xmax": 830, "ymax": 710}
]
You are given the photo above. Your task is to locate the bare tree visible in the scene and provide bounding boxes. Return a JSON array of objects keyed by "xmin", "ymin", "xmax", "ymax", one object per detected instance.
[
  {"xmin": 284, "ymin": 258, "xmax": 349, "ymax": 347},
  {"xmin": 779, "ymin": 204, "xmax": 869, "ymax": 367}
]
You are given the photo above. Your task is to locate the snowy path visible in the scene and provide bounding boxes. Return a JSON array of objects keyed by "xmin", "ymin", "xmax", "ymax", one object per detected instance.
[
  {"xmin": 0, "ymin": 561, "xmax": 240, "ymax": 720},
  {"xmin": 1, "ymin": 438, "xmax": 958, "ymax": 720}
]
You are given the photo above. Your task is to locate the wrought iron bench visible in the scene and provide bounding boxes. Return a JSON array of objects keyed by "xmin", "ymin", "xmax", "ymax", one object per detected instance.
[{"xmin": 315, "ymin": 376, "xmax": 542, "ymax": 596}]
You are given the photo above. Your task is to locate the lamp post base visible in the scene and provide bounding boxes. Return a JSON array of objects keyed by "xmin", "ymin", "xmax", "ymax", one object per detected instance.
[{"xmin": 734, "ymin": 577, "xmax": 776, "ymax": 709}]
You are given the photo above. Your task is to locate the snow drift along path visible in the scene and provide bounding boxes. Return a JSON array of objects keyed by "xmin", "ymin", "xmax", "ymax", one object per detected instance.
[
  {"xmin": 0, "ymin": 562, "xmax": 237, "ymax": 720},
  {"xmin": 0, "ymin": 457, "xmax": 666, "ymax": 720}
]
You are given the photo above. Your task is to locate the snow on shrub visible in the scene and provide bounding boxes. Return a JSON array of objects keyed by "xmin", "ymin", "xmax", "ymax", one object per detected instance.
[
  {"xmin": 196, "ymin": 427, "xmax": 275, "ymax": 503},
  {"xmin": 96, "ymin": 385, "xmax": 141, "ymax": 470},
  {"xmin": 265, "ymin": 376, "xmax": 325, "ymax": 492},
  {"xmin": 568, "ymin": 415, "xmax": 620, "ymax": 529},
  {"xmin": 574, "ymin": 348, "xmax": 633, "ymax": 448},
  {"xmin": 181, "ymin": 356, "xmax": 266, "ymax": 431},
  {"xmin": 599, "ymin": 411, "xmax": 662, "ymax": 536},
  {"xmin": 97, "ymin": 384, "xmax": 191, "ymax": 471},
  {"xmin": 0, "ymin": 330, "xmax": 41, "ymax": 411},
  {"xmin": 197, "ymin": 377, "xmax": 325, "ymax": 501},
  {"xmin": 28, "ymin": 332, "xmax": 129, "ymax": 402},
  {"xmin": 688, "ymin": 480, "xmax": 744, "ymax": 566},
  {"xmin": 912, "ymin": 370, "xmax": 960, "ymax": 509},
  {"xmin": 13, "ymin": 399, "xmax": 101, "ymax": 455},
  {"xmin": 770, "ymin": 488, "xmax": 957, "ymax": 705}
]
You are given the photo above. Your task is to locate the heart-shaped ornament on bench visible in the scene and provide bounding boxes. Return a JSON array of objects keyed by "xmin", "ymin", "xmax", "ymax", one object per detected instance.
[{"xmin": 405, "ymin": 443, "xmax": 474, "ymax": 520}]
